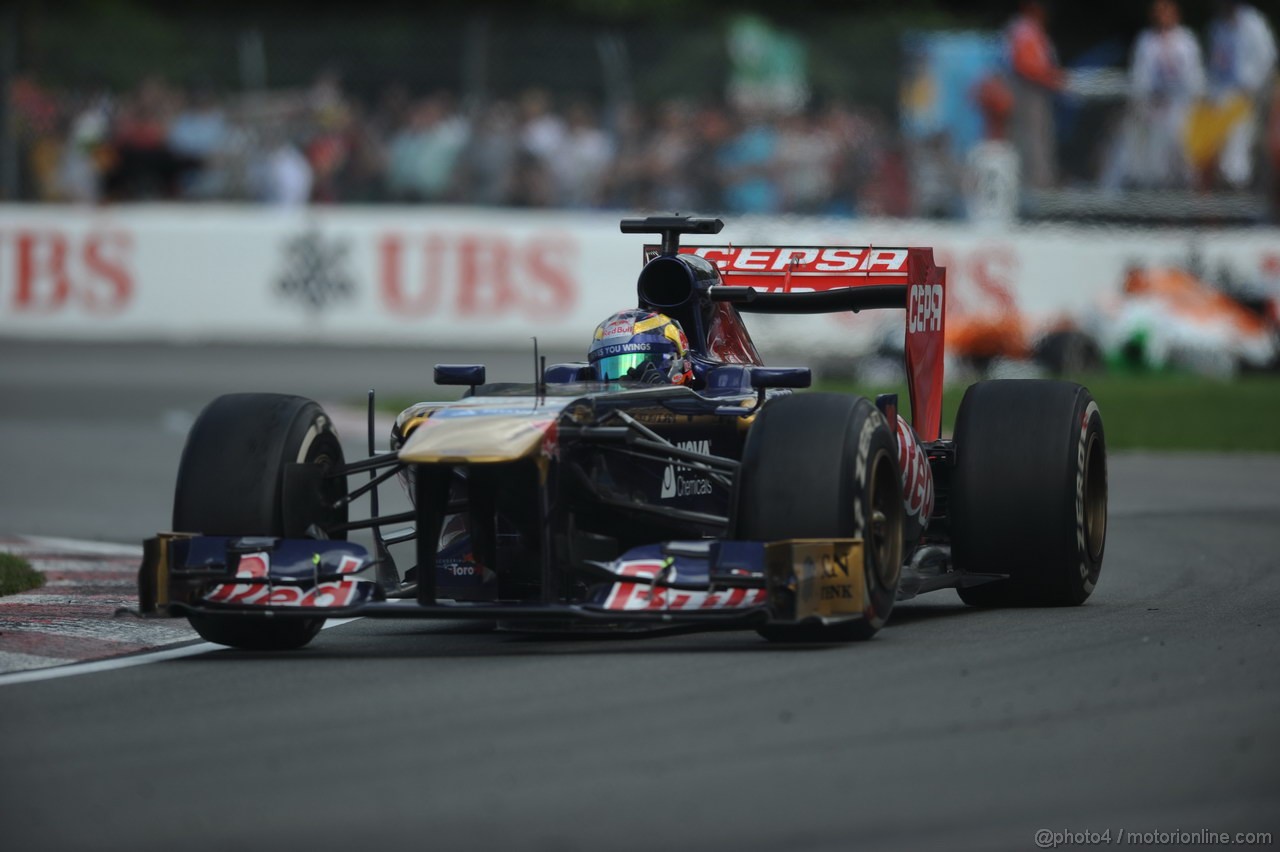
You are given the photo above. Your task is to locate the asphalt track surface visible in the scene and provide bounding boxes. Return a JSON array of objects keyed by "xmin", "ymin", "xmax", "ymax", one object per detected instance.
[{"xmin": 2, "ymin": 341, "xmax": 1279, "ymax": 851}]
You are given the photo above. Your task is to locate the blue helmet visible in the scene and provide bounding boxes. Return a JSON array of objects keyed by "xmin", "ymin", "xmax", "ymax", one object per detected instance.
[{"xmin": 588, "ymin": 309, "xmax": 693, "ymax": 384}]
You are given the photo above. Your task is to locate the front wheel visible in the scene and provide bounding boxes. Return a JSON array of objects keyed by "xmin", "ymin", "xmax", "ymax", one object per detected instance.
[
  {"xmin": 187, "ymin": 613, "xmax": 324, "ymax": 651},
  {"xmin": 731, "ymin": 394, "xmax": 904, "ymax": 642},
  {"xmin": 173, "ymin": 393, "xmax": 347, "ymax": 650}
]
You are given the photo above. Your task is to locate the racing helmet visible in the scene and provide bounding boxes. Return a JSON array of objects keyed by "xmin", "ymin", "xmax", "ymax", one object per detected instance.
[{"xmin": 588, "ymin": 309, "xmax": 694, "ymax": 385}]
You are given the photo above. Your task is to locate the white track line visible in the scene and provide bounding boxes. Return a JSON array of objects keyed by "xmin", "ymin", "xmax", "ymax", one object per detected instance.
[
  {"xmin": 5, "ymin": 535, "xmax": 144, "ymax": 556},
  {"xmin": 0, "ymin": 618, "xmax": 360, "ymax": 687}
]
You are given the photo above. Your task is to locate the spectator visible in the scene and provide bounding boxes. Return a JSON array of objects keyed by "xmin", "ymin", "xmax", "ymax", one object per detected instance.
[
  {"xmin": 686, "ymin": 104, "xmax": 733, "ymax": 212},
  {"xmin": 1005, "ymin": 0, "xmax": 1064, "ymax": 189},
  {"xmin": 250, "ymin": 127, "xmax": 313, "ymax": 206},
  {"xmin": 816, "ymin": 102, "xmax": 867, "ymax": 216},
  {"xmin": 55, "ymin": 96, "xmax": 111, "ymax": 202},
  {"xmin": 641, "ymin": 100, "xmax": 697, "ymax": 212},
  {"xmin": 910, "ymin": 131, "xmax": 963, "ymax": 219},
  {"xmin": 599, "ymin": 102, "xmax": 651, "ymax": 209},
  {"xmin": 549, "ymin": 102, "xmax": 614, "ymax": 208},
  {"xmin": 103, "ymin": 77, "xmax": 181, "ymax": 199},
  {"xmin": 167, "ymin": 84, "xmax": 230, "ymax": 198},
  {"xmin": 508, "ymin": 148, "xmax": 556, "ymax": 207},
  {"xmin": 455, "ymin": 99, "xmax": 519, "ymax": 206},
  {"xmin": 307, "ymin": 111, "xmax": 353, "ymax": 204},
  {"xmin": 385, "ymin": 94, "xmax": 468, "ymax": 202},
  {"xmin": 518, "ymin": 89, "xmax": 566, "ymax": 167},
  {"xmin": 307, "ymin": 69, "xmax": 351, "ymax": 133},
  {"xmin": 1202, "ymin": 1, "xmax": 1277, "ymax": 188},
  {"xmin": 967, "ymin": 75, "xmax": 1021, "ymax": 222},
  {"xmin": 974, "ymin": 73, "xmax": 1015, "ymax": 141},
  {"xmin": 833, "ymin": 105, "xmax": 904, "ymax": 216},
  {"xmin": 10, "ymin": 77, "xmax": 67, "ymax": 201},
  {"xmin": 506, "ymin": 89, "xmax": 565, "ymax": 207},
  {"xmin": 857, "ymin": 125, "xmax": 912, "ymax": 218},
  {"xmin": 329, "ymin": 101, "xmax": 392, "ymax": 203},
  {"xmin": 718, "ymin": 109, "xmax": 780, "ymax": 215},
  {"xmin": 1124, "ymin": 0, "xmax": 1206, "ymax": 188},
  {"xmin": 776, "ymin": 109, "xmax": 839, "ymax": 214}
]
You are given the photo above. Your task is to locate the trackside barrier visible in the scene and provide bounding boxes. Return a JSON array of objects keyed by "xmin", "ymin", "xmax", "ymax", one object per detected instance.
[{"xmin": 0, "ymin": 205, "xmax": 1276, "ymax": 352}]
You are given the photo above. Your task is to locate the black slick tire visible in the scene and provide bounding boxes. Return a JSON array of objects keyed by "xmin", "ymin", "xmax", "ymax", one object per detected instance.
[
  {"xmin": 951, "ymin": 380, "xmax": 1107, "ymax": 607},
  {"xmin": 732, "ymin": 393, "xmax": 904, "ymax": 642},
  {"xmin": 173, "ymin": 393, "xmax": 347, "ymax": 650}
]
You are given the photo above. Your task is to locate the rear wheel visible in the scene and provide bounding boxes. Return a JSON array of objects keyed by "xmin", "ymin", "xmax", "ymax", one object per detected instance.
[
  {"xmin": 951, "ymin": 380, "xmax": 1107, "ymax": 607},
  {"xmin": 173, "ymin": 393, "xmax": 347, "ymax": 650},
  {"xmin": 732, "ymin": 394, "xmax": 904, "ymax": 642}
]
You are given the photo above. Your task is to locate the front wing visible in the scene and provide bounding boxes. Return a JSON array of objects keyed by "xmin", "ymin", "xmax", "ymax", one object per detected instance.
[{"xmin": 139, "ymin": 534, "xmax": 874, "ymax": 631}]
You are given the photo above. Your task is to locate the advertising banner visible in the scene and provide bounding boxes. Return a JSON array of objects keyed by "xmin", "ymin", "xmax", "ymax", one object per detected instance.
[{"xmin": 1, "ymin": 205, "xmax": 1276, "ymax": 357}]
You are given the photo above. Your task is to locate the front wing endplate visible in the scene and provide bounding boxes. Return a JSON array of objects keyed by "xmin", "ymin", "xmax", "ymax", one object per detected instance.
[{"xmin": 764, "ymin": 539, "xmax": 865, "ymax": 624}]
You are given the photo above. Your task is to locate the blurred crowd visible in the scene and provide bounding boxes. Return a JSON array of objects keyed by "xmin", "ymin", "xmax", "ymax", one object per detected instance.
[
  {"xmin": 11, "ymin": 73, "xmax": 914, "ymax": 216},
  {"xmin": 6, "ymin": 0, "xmax": 1278, "ymax": 216},
  {"xmin": 1008, "ymin": 0, "xmax": 1278, "ymax": 193}
]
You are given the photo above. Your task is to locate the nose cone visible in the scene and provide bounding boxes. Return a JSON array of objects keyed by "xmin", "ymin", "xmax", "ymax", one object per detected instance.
[{"xmin": 397, "ymin": 408, "xmax": 561, "ymax": 464}]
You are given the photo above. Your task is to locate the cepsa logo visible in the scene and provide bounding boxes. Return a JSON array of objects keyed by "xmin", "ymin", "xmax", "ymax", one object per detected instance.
[
  {"xmin": 908, "ymin": 284, "xmax": 944, "ymax": 333},
  {"xmin": 691, "ymin": 246, "xmax": 909, "ymax": 274},
  {"xmin": 379, "ymin": 232, "xmax": 577, "ymax": 318},
  {"xmin": 1, "ymin": 230, "xmax": 133, "ymax": 314}
]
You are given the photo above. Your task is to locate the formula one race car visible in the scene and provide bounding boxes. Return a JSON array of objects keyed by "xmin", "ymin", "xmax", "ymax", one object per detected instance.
[{"xmin": 139, "ymin": 217, "xmax": 1109, "ymax": 650}]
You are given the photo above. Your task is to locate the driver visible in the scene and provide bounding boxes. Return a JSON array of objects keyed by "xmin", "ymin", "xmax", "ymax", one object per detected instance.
[{"xmin": 588, "ymin": 309, "xmax": 694, "ymax": 385}]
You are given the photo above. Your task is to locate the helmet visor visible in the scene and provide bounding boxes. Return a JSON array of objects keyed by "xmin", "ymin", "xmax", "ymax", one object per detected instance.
[{"xmin": 593, "ymin": 352, "xmax": 660, "ymax": 382}]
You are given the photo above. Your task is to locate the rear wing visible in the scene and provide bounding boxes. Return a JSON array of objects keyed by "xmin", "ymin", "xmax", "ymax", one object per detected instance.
[{"xmin": 643, "ymin": 243, "xmax": 947, "ymax": 443}]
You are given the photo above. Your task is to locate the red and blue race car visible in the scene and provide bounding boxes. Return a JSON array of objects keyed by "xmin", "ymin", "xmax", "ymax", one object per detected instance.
[{"xmin": 139, "ymin": 216, "xmax": 1108, "ymax": 649}]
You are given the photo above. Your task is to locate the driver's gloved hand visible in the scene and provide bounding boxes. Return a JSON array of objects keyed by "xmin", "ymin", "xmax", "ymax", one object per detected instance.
[{"xmin": 627, "ymin": 361, "xmax": 665, "ymax": 384}]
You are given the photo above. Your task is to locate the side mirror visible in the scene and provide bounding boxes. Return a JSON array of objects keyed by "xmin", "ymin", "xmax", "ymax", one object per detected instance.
[
  {"xmin": 544, "ymin": 363, "xmax": 593, "ymax": 384},
  {"xmin": 715, "ymin": 367, "xmax": 812, "ymax": 417},
  {"xmin": 434, "ymin": 364, "xmax": 486, "ymax": 387},
  {"xmin": 749, "ymin": 367, "xmax": 811, "ymax": 389},
  {"xmin": 703, "ymin": 365, "xmax": 752, "ymax": 393}
]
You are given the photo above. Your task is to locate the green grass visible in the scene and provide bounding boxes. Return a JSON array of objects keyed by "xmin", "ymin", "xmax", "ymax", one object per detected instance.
[
  {"xmin": 816, "ymin": 373, "xmax": 1280, "ymax": 452},
  {"xmin": 0, "ymin": 553, "xmax": 45, "ymax": 597}
]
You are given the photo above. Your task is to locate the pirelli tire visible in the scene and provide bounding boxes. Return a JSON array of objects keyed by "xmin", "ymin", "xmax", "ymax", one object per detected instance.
[
  {"xmin": 732, "ymin": 393, "xmax": 904, "ymax": 642},
  {"xmin": 172, "ymin": 393, "xmax": 348, "ymax": 651},
  {"xmin": 951, "ymin": 380, "xmax": 1107, "ymax": 607}
]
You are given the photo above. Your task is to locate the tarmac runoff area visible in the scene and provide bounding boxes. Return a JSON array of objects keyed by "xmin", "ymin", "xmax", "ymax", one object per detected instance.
[{"xmin": 0, "ymin": 450, "xmax": 1276, "ymax": 852}]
